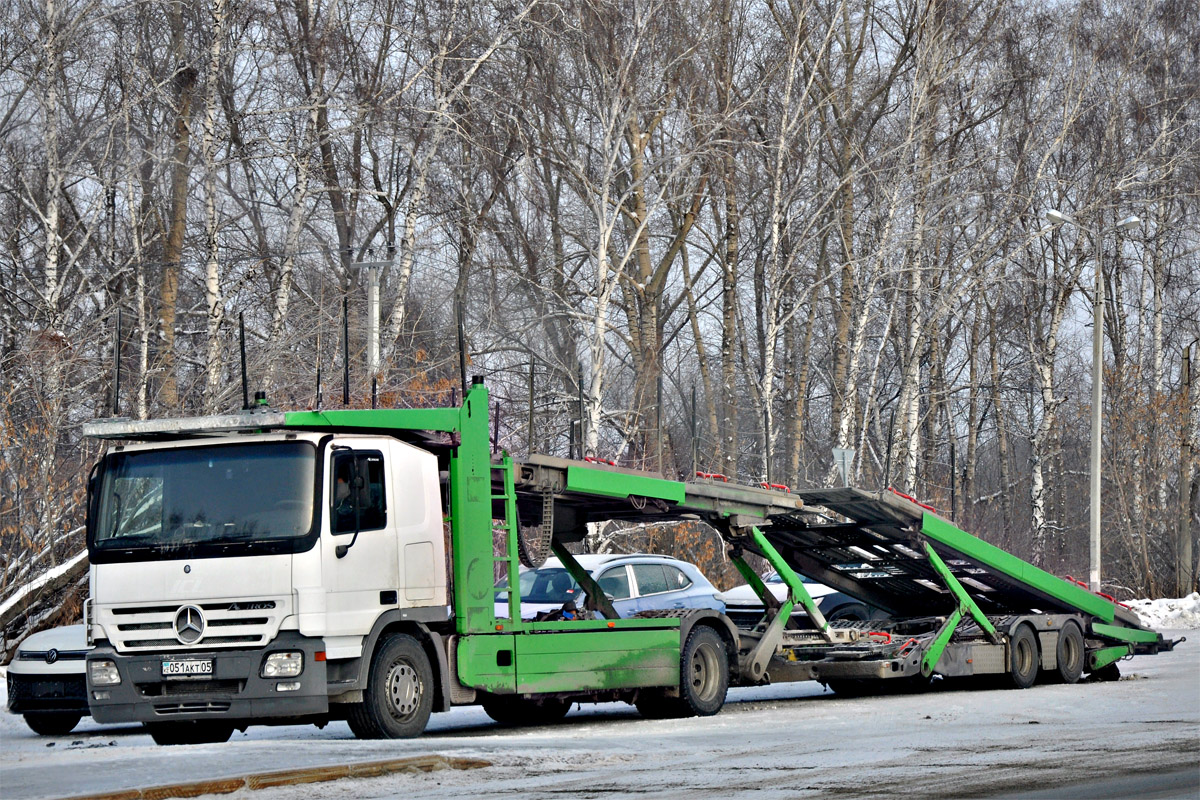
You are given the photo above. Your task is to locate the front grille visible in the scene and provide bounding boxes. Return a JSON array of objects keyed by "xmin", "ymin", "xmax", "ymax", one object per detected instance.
[
  {"xmin": 138, "ymin": 679, "xmax": 244, "ymax": 697},
  {"xmin": 154, "ymin": 700, "xmax": 232, "ymax": 715},
  {"xmin": 7, "ymin": 674, "xmax": 87, "ymax": 705},
  {"xmin": 104, "ymin": 598, "xmax": 286, "ymax": 653}
]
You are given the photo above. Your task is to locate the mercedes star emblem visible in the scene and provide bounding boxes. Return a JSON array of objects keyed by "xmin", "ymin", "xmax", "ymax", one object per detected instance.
[{"xmin": 173, "ymin": 605, "xmax": 206, "ymax": 645}]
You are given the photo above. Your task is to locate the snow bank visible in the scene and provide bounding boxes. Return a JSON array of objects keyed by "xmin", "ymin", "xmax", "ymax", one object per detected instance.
[{"xmin": 1124, "ymin": 593, "xmax": 1200, "ymax": 630}]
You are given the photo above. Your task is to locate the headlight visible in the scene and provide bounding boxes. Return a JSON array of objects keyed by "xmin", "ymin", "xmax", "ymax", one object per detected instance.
[
  {"xmin": 90, "ymin": 659, "xmax": 122, "ymax": 686},
  {"xmin": 261, "ymin": 651, "xmax": 303, "ymax": 678}
]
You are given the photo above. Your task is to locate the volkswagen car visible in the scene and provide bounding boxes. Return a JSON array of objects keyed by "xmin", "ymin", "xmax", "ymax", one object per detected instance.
[
  {"xmin": 495, "ymin": 554, "xmax": 725, "ymax": 620},
  {"xmin": 6, "ymin": 624, "xmax": 91, "ymax": 735}
]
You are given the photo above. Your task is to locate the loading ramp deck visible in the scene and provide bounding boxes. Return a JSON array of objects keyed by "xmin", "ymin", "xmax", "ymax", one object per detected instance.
[{"xmin": 759, "ymin": 487, "xmax": 1149, "ymax": 634}]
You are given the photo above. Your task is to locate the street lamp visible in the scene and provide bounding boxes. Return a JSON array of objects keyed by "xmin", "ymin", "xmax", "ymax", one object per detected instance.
[{"xmin": 1045, "ymin": 209, "xmax": 1141, "ymax": 592}]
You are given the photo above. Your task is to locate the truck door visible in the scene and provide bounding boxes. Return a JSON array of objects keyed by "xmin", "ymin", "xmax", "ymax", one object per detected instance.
[{"xmin": 323, "ymin": 442, "xmax": 398, "ymax": 643}]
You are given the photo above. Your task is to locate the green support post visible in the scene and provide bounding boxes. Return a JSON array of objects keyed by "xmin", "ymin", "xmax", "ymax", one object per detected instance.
[
  {"xmin": 729, "ymin": 555, "xmax": 775, "ymax": 611},
  {"xmin": 919, "ymin": 543, "xmax": 999, "ymax": 677},
  {"xmin": 921, "ymin": 608, "xmax": 964, "ymax": 677},
  {"xmin": 550, "ymin": 539, "xmax": 619, "ymax": 620},
  {"xmin": 748, "ymin": 526, "xmax": 831, "ymax": 637},
  {"xmin": 923, "ymin": 543, "xmax": 999, "ymax": 641}
]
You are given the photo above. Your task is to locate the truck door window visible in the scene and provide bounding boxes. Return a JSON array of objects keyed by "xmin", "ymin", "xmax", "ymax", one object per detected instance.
[{"xmin": 331, "ymin": 451, "xmax": 387, "ymax": 534}]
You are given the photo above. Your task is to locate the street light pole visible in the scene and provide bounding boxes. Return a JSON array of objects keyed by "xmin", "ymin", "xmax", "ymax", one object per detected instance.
[
  {"xmin": 354, "ymin": 259, "xmax": 391, "ymax": 382},
  {"xmin": 1089, "ymin": 231, "xmax": 1103, "ymax": 592},
  {"xmin": 1045, "ymin": 209, "xmax": 1140, "ymax": 592}
]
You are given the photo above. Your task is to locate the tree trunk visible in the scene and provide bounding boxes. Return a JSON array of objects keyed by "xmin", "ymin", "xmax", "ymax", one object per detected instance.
[{"xmin": 159, "ymin": 2, "xmax": 196, "ymax": 410}]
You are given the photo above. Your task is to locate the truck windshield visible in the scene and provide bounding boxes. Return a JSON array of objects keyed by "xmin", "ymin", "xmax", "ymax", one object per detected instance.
[{"xmin": 92, "ymin": 441, "xmax": 317, "ymax": 555}]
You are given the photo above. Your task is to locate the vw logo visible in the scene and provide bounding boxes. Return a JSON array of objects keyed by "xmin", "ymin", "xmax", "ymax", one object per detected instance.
[
  {"xmin": 173, "ymin": 605, "xmax": 206, "ymax": 645},
  {"xmin": 45, "ymin": 648, "xmax": 58, "ymax": 665}
]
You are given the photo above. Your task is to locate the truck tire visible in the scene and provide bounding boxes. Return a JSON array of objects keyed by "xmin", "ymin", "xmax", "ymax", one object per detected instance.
[
  {"xmin": 24, "ymin": 711, "xmax": 81, "ymax": 736},
  {"xmin": 481, "ymin": 695, "xmax": 570, "ymax": 726},
  {"xmin": 678, "ymin": 626, "xmax": 729, "ymax": 716},
  {"xmin": 1054, "ymin": 622, "xmax": 1085, "ymax": 684},
  {"xmin": 145, "ymin": 721, "xmax": 234, "ymax": 745},
  {"xmin": 635, "ymin": 627, "xmax": 729, "ymax": 719},
  {"xmin": 1008, "ymin": 624, "xmax": 1039, "ymax": 689},
  {"xmin": 347, "ymin": 633, "xmax": 434, "ymax": 739}
]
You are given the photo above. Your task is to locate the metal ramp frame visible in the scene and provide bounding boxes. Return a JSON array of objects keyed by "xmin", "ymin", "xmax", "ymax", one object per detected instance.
[{"xmin": 760, "ymin": 487, "xmax": 1147, "ymax": 633}]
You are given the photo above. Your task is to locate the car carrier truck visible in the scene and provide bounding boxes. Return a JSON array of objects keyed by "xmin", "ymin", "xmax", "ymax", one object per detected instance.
[{"xmin": 81, "ymin": 379, "xmax": 1179, "ymax": 744}]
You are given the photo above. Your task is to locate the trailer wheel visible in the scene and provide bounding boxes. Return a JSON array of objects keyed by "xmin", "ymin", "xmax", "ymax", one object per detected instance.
[
  {"xmin": 23, "ymin": 712, "xmax": 82, "ymax": 736},
  {"xmin": 145, "ymin": 721, "xmax": 234, "ymax": 745},
  {"xmin": 1054, "ymin": 622, "xmax": 1085, "ymax": 684},
  {"xmin": 1008, "ymin": 624, "xmax": 1039, "ymax": 689},
  {"xmin": 482, "ymin": 695, "xmax": 570, "ymax": 726},
  {"xmin": 636, "ymin": 627, "xmax": 729, "ymax": 718},
  {"xmin": 678, "ymin": 626, "xmax": 729, "ymax": 716},
  {"xmin": 348, "ymin": 633, "xmax": 434, "ymax": 739}
]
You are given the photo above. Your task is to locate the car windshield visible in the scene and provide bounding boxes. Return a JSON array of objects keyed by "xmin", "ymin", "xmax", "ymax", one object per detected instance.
[
  {"xmin": 92, "ymin": 442, "xmax": 316, "ymax": 551},
  {"xmin": 495, "ymin": 567, "xmax": 582, "ymax": 604}
]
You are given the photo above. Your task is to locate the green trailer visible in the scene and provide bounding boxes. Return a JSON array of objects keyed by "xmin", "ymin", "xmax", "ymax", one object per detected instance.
[{"xmin": 81, "ymin": 379, "xmax": 1178, "ymax": 742}]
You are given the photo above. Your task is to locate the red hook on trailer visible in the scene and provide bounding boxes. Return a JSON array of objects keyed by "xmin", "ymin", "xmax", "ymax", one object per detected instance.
[
  {"xmin": 887, "ymin": 487, "xmax": 938, "ymax": 513},
  {"xmin": 695, "ymin": 471, "xmax": 729, "ymax": 482},
  {"xmin": 1062, "ymin": 575, "xmax": 1130, "ymax": 608},
  {"xmin": 759, "ymin": 482, "xmax": 791, "ymax": 493},
  {"xmin": 866, "ymin": 631, "xmax": 892, "ymax": 644}
]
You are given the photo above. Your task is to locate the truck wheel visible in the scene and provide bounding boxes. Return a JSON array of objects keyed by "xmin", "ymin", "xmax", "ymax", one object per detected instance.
[
  {"xmin": 145, "ymin": 721, "xmax": 234, "ymax": 745},
  {"xmin": 1054, "ymin": 622, "xmax": 1085, "ymax": 684},
  {"xmin": 348, "ymin": 633, "xmax": 434, "ymax": 739},
  {"xmin": 677, "ymin": 626, "xmax": 729, "ymax": 716},
  {"xmin": 1008, "ymin": 624, "xmax": 1039, "ymax": 689},
  {"xmin": 24, "ymin": 712, "xmax": 81, "ymax": 736},
  {"xmin": 481, "ymin": 695, "xmax": 570, "ymax": 726}
]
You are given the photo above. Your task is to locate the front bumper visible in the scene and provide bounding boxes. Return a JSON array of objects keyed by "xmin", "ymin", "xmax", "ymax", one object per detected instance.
[{"xmin": 86, "ymin": 632, "xmax": 327, "ymax": 724}]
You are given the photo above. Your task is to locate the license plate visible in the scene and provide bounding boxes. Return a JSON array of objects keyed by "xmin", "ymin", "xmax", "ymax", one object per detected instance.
[{"xmin": 161, "ymin": 659, "xmax": 213, "ymax": 678}]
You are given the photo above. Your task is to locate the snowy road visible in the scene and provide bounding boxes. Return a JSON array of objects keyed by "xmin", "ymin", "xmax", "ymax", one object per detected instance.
[{"xmin": 2, "ymin": 631, "xmax": 1197, "ymax": 800}]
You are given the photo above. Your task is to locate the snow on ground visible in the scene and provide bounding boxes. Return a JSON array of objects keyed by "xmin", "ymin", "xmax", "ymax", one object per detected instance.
[
  {"xmin": 2, "ymin": 631, "xmax": 1198, "ymax": 800},
  {"xmin": 1125, "ymin": 592, "xmax": 1200, "ymax": 630}
]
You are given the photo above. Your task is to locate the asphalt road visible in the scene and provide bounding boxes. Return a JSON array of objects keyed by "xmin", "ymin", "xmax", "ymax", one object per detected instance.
[{"xmin": 2, "ymin": 630, "xmax": 1196, "ymax": 800}]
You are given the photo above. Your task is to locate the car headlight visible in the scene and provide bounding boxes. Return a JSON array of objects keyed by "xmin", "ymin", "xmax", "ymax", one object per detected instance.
[
  {"xmin": 90, "ymin": 659, "xmax": 122, "ymax": 686},
  {"xmin": 261, "ymin": 651, "xmax": 303, "ymax": 678}
]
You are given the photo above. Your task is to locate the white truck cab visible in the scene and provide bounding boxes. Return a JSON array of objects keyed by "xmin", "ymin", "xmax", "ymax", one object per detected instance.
[{"xmin": 85, "ymin": 431, "xmax": 447, "ymax": 744}]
